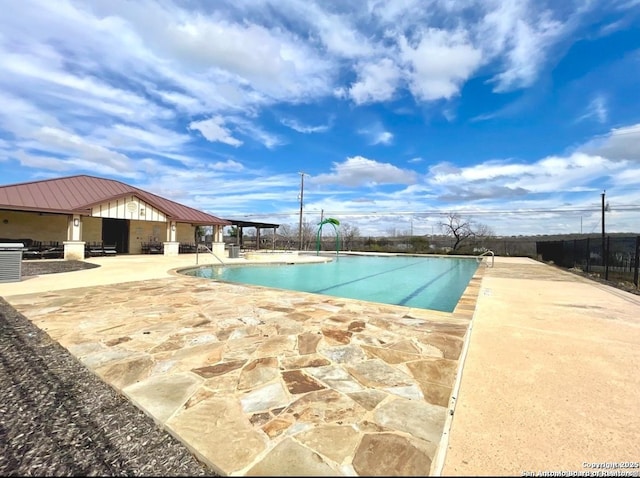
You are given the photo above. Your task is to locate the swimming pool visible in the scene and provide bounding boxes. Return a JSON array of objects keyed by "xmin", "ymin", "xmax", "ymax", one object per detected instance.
[{"xmin": 182, "ymin": 254, "xmax": 479, "ymax": 313}]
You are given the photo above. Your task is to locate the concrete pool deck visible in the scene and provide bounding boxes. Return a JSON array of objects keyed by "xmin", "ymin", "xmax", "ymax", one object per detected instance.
[{"xmin": 1, "ymin": 254, "xmax": 639, "ymax": 476}]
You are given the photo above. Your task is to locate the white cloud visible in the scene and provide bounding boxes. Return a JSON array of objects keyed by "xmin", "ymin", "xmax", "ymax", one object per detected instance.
[
  {"xmin": 373, "ymin": 131, "xmax": 394, "ymax": 145},
  {"xmin": 399, "ymin": 28, "xmax": 483, "ymax": 101},
  {"xmin": 312, "ymin": 156, "xmax": 418, "ymax": 187},
  {"xmin": 427, "ymin": 152, "xmax": 626, "ymax": 200},
  {"xmin": 349, "ymin": 58, "xmax": 402, "ymax": 104},
  {"xmin": 281, "ymin": 118, "xmax": 331, "ymax": 133},
  {"xmin": 576, "ymin": 95, "xmax": 608, "ymax": 124},
  {"xmin": 188, "ymin": 117, "xmax": 243, "ymax": 147},
  {"xmin": 579, "ymin": 123, "xmax": 640, "ymax": 161},
  {"xmin": 308, "ymin": 5, "xmax": 377, "ymax": 58},
  {"xmin": 209, "ymin": 159, "xmax": 246, "ymax": 172},
  {"xmin": 0, "ymin": 92, "xmax": 63, "ymax": 137},
  {"xmin": 479, "ymin": 1, "xmax": 571, "ymax": 92},
  {"xmin": 32, "ymin": 126, "xmax": 134, "ymax": 171},
  {"xmin": 93, "ymin": 124, "xmax": 190, "ymax": 152},
  {"xmin": 228, "ymin": 117, "xmax": 284, "ymax": 149},
  {"xmin": 358, "ymin": 123, "xmax": 394, "ymax": 146},
  {"xmin": 367, "ymin": 0, "xmax": 422, "ymax": 24},
  {"xmin": 14, "ymin": 150, "xmax": 139, "ymax": 179}
]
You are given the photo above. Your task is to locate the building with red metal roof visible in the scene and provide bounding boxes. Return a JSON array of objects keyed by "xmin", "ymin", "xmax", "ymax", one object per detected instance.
[{"xmin": 0, "ymin": 175, "xmax": 231, "ymax": 259}]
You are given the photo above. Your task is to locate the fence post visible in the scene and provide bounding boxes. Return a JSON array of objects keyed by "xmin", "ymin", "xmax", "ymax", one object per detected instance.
[
  {"xmin": 605, "ymin": 236, "xmax": 610, "ymax": 281},
  {"xmin": 634, "ymin": 236, "xmax": 639, "ymax": 288},
  {"xmin": 586, "ymin": 237, "xmax": 590, "ymax": 273}
]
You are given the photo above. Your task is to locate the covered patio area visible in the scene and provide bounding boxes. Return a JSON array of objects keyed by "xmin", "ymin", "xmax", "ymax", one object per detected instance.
[
  {"xmin": 224, "ymin": 219, "xmax": 280, "ymax": 251},
  {"xmin": 0, "ymin": 175, "xmax": 231, "ymax": 260}
]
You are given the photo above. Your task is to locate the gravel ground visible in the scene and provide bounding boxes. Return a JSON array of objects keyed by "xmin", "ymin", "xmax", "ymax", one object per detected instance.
[
  {"xmin": 1, "ymin": 262, "xmax": 219, "ymax": 477},
  {"xmin": 21, "ymin": 259, "xmax": 101, "ymax": 276}
]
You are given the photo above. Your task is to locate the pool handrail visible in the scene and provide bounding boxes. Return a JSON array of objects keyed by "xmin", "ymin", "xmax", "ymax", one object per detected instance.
[
  {"xmin": 476, "ymin": 250, "xmax": 495, "ymax": 267},
  {"xmin": 195, "ymin": 243, "xmax": 225, "ymax": 265}
]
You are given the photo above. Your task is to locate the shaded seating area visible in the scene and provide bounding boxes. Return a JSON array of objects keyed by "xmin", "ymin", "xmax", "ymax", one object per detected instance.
[
  {"xmin": 41, "ymin": 244, "xmax": 64, "ymax": 259},
  {"xmin": 0, "ymin": 239, "xmax": 64, "ymax": 260},
  {"xmin": 178, "ymin": 242, "xmax": 197, "ymax": 253},
  {"xmin": 85, "ymin": 242, "xmax": 118, "ymax": 257},
  {"xmin": 103, "ymin": 244, "xmax": 117, "ymax": 256},
  {"xmin": 140, "ymin": 241, "xmax": 163, "ymax": 254},
  {"xmin": 23, "ymin": 240, "xmax": 45, "ymax": 260},
  {"xmin": 223, "ymin": 219, "xmax": 280, "ymax": 251},
  {"xmin": 86, "ymin": 242, "xmax": 105, "ymax": 257},
  {"xmin": 0, "ymin": 238, "xmax": 119, "ymax": 260}
]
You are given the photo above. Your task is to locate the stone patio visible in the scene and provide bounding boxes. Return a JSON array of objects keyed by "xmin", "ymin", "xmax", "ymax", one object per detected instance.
[{"xmin": 5, "ymin": 264, "xmax": 483, "ymax": 476}]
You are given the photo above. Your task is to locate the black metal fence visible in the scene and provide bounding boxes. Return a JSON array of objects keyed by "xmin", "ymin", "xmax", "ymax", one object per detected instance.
[{"xmin": 536, "ymin": 235, "xmax": 640, "ymax": 288}]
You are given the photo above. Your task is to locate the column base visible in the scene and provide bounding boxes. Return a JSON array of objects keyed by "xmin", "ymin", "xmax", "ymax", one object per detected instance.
[
  {"xmin": 63, "ymin": 241, "xmax": 86, "ymax": 260},
  {"xmin": 163, "ymin": 241, "xmax": 179, "ymax": 256}
]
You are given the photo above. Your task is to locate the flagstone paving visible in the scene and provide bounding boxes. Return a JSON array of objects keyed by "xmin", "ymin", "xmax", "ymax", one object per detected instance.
[{"xmin": 6, "ymin": 266, "xmax": 483, "ymax": 476}]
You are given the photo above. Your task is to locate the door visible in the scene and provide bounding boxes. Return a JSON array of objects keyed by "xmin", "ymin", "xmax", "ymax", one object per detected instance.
[{"xmin": 102, "ymin": 218, "xmax": 129, "ymax": 253}]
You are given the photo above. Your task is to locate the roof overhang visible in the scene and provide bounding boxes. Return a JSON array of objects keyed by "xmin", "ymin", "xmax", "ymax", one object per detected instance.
[
  {"xmin": 225, "ymin": 219, "xmax": 280, "ymax": 229},
  {"xmin": 0, "ymin": 205, "xmax": 91, "ymax": 215},
  {"xmin": 190, "ymin": 219, "xmax": 232, "ymax": 226}
]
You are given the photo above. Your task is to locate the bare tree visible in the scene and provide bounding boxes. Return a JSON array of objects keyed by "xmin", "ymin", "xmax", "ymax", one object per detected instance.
[
  {"xmin": 279, "ymin": 224, "xmax": 294, "ymax": 237},
  {"xmin": 277, "ymin": 224, "xmax": 296, "ymax": 249},
  {"xmin": 301, "ymin": 219, "xmax": 316, "ymax": 250},
  {"xmin": 472, "ymin": 222, "xmax": 496, "ymax": 252},
  {"xmin": 440, "ymin": 212, "xmax": 478, "ymax": 252},
  {"xmin": 340, "ymin": 223, "xmax": 360, "ymax": 251},
  {"xmin": 473, "ymin": 223, "xmax": 495, "ymax": 240}
]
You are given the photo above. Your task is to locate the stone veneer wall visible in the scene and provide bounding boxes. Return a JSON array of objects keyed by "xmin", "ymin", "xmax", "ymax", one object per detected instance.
[
  {"xmin": 176, "ymin": 223, "xmax": 196, "ymax": 243},
  {"xmin": 130, "ymin": 220, "xmax": 163, "ymax": 254},
  {"xmin": 81, "ymin": 217, "xmax": 102, "ymax": 243},
  {"xmin": 0, "ymin": 210, "xmax": 67, "ymax": 243},
  {"xmin": 127, "ymin": 220, "xmax": 195, "ymax": 254}
]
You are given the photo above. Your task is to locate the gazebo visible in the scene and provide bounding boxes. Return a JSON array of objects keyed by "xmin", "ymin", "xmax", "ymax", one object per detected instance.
[{"xmin": 224, "ymin": 219, "xmax": 280, "ymax": 250}]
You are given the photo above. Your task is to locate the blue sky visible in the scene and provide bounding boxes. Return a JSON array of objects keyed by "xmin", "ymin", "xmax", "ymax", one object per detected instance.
[{"xmin": 1, "ymin": 0, "xmax": 639, "ymax": 237}]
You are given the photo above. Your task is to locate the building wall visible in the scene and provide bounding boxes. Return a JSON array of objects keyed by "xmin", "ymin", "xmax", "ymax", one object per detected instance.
[
  {"xmin": 129, "ymin": 220, "xmax": 164, "ymax": 254},
  {"xmin": 91, "ymin": 195, "xmax": 167, "ymax": 222},
  {"xmin": 126, "ymin": 221, "xmax": 195, "ymax": 253},
  {"xmin": 0, "ymin": 210, "xmax": 68, "ymax": 243},
  {"xmin": 81, "ymin": 216, "xmax": 102, "ymax": 243},
  {"xmin": 176, "ymin": 223, "xmax": 196, "ymax": 243}
]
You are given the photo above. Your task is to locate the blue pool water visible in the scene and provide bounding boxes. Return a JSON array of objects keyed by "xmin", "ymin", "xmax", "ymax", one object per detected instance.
[{"xmin": 182, "ymin": 254, "xmax": 478, "ymax": 313}]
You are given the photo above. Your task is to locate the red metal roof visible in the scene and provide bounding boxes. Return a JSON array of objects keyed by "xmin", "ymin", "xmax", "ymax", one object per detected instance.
[{"xmin": 0, "ymin": 175, "xmax": 231, "ymax": 225}]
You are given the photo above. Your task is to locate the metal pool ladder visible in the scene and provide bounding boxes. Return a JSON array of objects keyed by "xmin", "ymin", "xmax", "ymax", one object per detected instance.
[
  {"xmin": 476, "ymin": 250, "xmax": 495, "ymax": 267},
  {"xmin": 195, "ymin": 243, "xmax": 225, "ymax": 265}
]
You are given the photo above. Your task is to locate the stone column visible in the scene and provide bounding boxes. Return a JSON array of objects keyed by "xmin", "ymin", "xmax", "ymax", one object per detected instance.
[{"xmin": 64, "ymin": 214, "xmax": 85, "ymax": 260}]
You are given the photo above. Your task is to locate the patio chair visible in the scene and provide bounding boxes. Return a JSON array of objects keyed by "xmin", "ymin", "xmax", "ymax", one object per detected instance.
[
  {"xmin": 87, "ymin": 242, "xmax": 104, "ymax": 257},
  {"xmin": 41, "ymin": 246, "xmax": 64, "ymax": 259},
  {"xmin": 22, "ymin": 240, "xmax": 43, "ymax": 260},
  {"xmin": 149, "ymin": 242, "xmax": 163, "ymax": 254},
  {"xmin": 103, "ymin": 244, "xmax": 117, "ymax": 256}
]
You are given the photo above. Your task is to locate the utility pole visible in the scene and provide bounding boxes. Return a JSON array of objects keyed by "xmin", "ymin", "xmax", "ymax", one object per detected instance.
[
  {"xmin": 298, "ymin": 172, "xmax": 305, "ymax": 251},
  {"xmin": 601, "ymin": 190, "xmax": 606, "ymax": 266}
]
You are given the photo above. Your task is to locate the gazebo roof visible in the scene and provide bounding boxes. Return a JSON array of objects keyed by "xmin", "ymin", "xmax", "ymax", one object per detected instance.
[{"xmin": 225, "ymin": 219, "xmax": 280, "ymax": 229}]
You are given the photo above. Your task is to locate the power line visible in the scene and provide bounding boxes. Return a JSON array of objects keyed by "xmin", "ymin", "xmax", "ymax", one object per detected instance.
[{"xmin": 238, "ymin": 205, "xmax": 640, "ymax": 219}]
